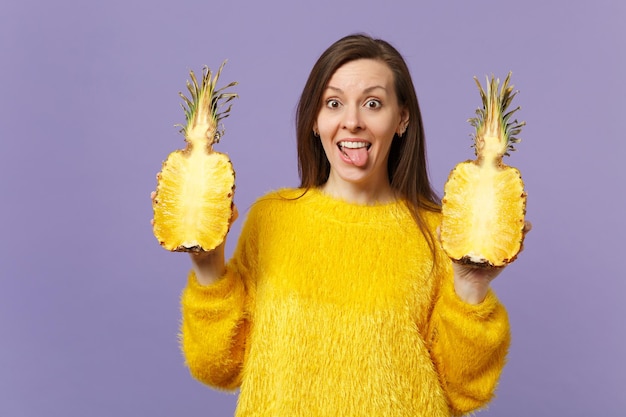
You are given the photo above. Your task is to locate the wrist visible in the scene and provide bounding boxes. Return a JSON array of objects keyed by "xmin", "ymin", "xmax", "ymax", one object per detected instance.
[
  {"xmin": 453, "ymin": 277, "xmax": 490, "ymax": 305},
  {"xmin": 189, "ymin": 242, "xmax": 226, "ymax": 286}
]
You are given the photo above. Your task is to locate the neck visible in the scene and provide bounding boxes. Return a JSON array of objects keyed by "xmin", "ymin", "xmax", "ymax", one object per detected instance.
[{"xmin": 321, "ymin": 173, "xmax": 396, "ymax": 205}]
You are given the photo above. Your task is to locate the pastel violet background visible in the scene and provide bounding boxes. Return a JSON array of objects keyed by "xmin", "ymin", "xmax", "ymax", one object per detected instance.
[{"xmin": 1, "ymin": 0, "xmax": 624, "ymax": 415}]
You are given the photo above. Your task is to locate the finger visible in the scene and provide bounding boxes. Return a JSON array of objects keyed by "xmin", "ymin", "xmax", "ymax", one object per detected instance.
[
  {"xmin": 232, "ymin": 204, "xmax": 239, "ymax": 222},
  {"xmin": 150, "ymin": 191, "xmax": 156, "ymax": 200},
  {"xmin": 150, "ymin": 218, "xmax": 155, "ymax": 226},
  {"xmin": 189, "ymin": 250, "xmax": 213, "ymax": 261},
  {"xmin": 229, "ymin": 204, "xmax": 239, "ymax": 228},
  {"xmin": 519, "ymin": 221, "xmax": 532, "ymax": 253},
  {"xmin": 523, "ymin": 220, "xmax": 533, "ymax": 234}
]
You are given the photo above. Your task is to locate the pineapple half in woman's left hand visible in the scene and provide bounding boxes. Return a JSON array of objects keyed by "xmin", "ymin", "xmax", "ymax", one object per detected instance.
[
  {"xmin": 441, "ymin": 72, "xmax": 527, "ymax": 267},
  {"xmin": 152, "ymin": 62, "xmax": 238, "ymax": 252}
]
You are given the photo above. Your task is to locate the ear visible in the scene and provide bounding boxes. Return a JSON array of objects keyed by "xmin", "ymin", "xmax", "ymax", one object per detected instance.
[{"xmin": 397, "ymin": 108, "xmax": 410, "ymax": 136}]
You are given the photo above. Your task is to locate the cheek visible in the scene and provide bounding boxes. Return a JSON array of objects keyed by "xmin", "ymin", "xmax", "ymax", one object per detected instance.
[
  {"xmin": 316, "ymin": 107, "xmax": 345, "ymax": 132},
  {"xmin": 316, "ymin": 129, "xmax": 333, "ymax": 154},
  {"xmin": 370, "ymin": 124, "xmax": 397, "ymax": 145},
  {"xmin": 316, "ymin": 115, "xmax": 335, "ymax": 136},
  {"xmin": 320, "ymin": 136, "xmax": 336, "ymax": 158}
]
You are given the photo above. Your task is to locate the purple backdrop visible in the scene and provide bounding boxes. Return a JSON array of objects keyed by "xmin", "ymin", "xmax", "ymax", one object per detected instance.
[{"xmin": 1, "ymin": 0, "xmax": 624, "ymax": 416}]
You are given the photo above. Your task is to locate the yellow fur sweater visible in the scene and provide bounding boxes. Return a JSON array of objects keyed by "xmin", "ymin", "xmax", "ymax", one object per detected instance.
[{"xmin": 180, "ymin": 188, "xmax": 510, "ymax": 416}]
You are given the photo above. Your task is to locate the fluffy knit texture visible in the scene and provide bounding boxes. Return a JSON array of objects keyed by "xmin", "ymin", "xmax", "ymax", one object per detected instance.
[{"xmin": 180, "ymin": 188, "xmax": 510, "ymax": 417}]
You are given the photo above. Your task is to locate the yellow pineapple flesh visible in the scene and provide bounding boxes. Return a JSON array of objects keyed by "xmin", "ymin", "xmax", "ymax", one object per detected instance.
[
  {"xmin": 441, "ymin": 72, "xmax": 526, "ymax": 267},
  {"xmin": 152, "ymin": 62, "xmax": 238, "ymax": 252}
]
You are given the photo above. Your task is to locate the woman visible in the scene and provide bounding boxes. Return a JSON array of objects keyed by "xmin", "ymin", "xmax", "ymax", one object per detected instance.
[{"xmin": 179, "ymin": 34, "xmax": 524, "ymax": 416}]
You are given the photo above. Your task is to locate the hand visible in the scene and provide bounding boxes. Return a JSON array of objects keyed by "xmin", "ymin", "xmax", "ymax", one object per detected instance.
[
  {"xmin": 445, "ymin": 221, "xmax": 532, "ymax": 304},
  {"xmin": 188, "ymin": 203, "xmax": 239, "ymax": 261},
  {"xmin": 187, "ymin": 205, "xmax": 238, "ymax": 285}
]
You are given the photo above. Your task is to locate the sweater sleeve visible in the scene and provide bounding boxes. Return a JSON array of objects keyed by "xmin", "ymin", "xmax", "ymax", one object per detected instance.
[
  {"xmin": 180, "ymin": 269, "xmax": 248, "ymax": 390},
  {"xmin": 426, "ymin": 259, "xmax": 511, "ymax": 416},
  {"xmin": 179, "ymin": 206, "xmax": 259, "ymax": 391}
]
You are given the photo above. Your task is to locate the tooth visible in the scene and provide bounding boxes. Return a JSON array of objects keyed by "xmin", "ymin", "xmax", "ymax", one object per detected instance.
[{"xmin": 339, "ymin": 141, "xmax": 368, "ymax": 149}]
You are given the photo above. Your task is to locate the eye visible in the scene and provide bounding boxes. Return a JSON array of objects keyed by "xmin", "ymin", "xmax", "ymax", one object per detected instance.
[
  {"xmin": 326, "ymin": 99, "xmax": 341, "ymax": 109},
  {"xmin": 365, "ymin": 99, "xmax": 382, "ymax": 109}
]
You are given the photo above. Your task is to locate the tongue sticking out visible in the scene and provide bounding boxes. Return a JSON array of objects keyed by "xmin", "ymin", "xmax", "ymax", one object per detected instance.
[{"xmin": 342, "ymin": 146, "xmax": 369, "ymax": 167}]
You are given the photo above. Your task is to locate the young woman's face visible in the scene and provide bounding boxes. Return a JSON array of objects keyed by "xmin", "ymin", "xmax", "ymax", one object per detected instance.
[{"xmin": 315, "ymin": 59, "xmax": 408, "ymax": 193}]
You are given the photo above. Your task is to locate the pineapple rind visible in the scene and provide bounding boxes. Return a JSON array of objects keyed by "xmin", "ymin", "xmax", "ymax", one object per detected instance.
[
  {"xmin": 441, "ymin": 161, "xmax": 526, "ymax": 267},
  {"xmin": 153, "ymin": 150, "xmax": 235, "ymax": 252}
]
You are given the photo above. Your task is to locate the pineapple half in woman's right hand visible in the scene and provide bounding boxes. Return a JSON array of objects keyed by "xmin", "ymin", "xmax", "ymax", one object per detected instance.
[
  {"xmin": 152, "ymin": 62, "xmax": 238, "ymax": 252},
  {"xmin": 441, "ymin": 72, "xmax": 527, "ymax": 268}
]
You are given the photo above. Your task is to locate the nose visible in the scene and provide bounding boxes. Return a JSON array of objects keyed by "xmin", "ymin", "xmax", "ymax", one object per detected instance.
[{"xmin": 342, "ymin": 105, "xmax": 363, "ymax": 132}]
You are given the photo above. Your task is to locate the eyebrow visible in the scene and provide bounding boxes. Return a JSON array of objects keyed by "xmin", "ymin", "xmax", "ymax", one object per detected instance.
[{"xmin": 325, "ymin": 85, "xmax": 388, "ymax": 94}]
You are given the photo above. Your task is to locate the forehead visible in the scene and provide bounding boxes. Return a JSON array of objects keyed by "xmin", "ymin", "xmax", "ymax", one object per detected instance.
[{"xmin": 327, "ymin": 59, "xmax": 394, "ymax": 91}]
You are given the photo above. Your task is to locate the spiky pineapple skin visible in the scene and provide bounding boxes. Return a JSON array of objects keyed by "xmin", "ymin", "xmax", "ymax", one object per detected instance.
[
  {"xmin": 153, "ymin": 149, "xmax": 235, "ymax": 252},
  {"xmin": 441, "ymin": 161, "xmax": 526, "ymax": 267}
]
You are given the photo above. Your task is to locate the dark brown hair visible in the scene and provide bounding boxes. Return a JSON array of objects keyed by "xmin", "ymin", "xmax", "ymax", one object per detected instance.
[{"xmin": 296, "ymin": 34, "xmax": 441, "ymax": 252}]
